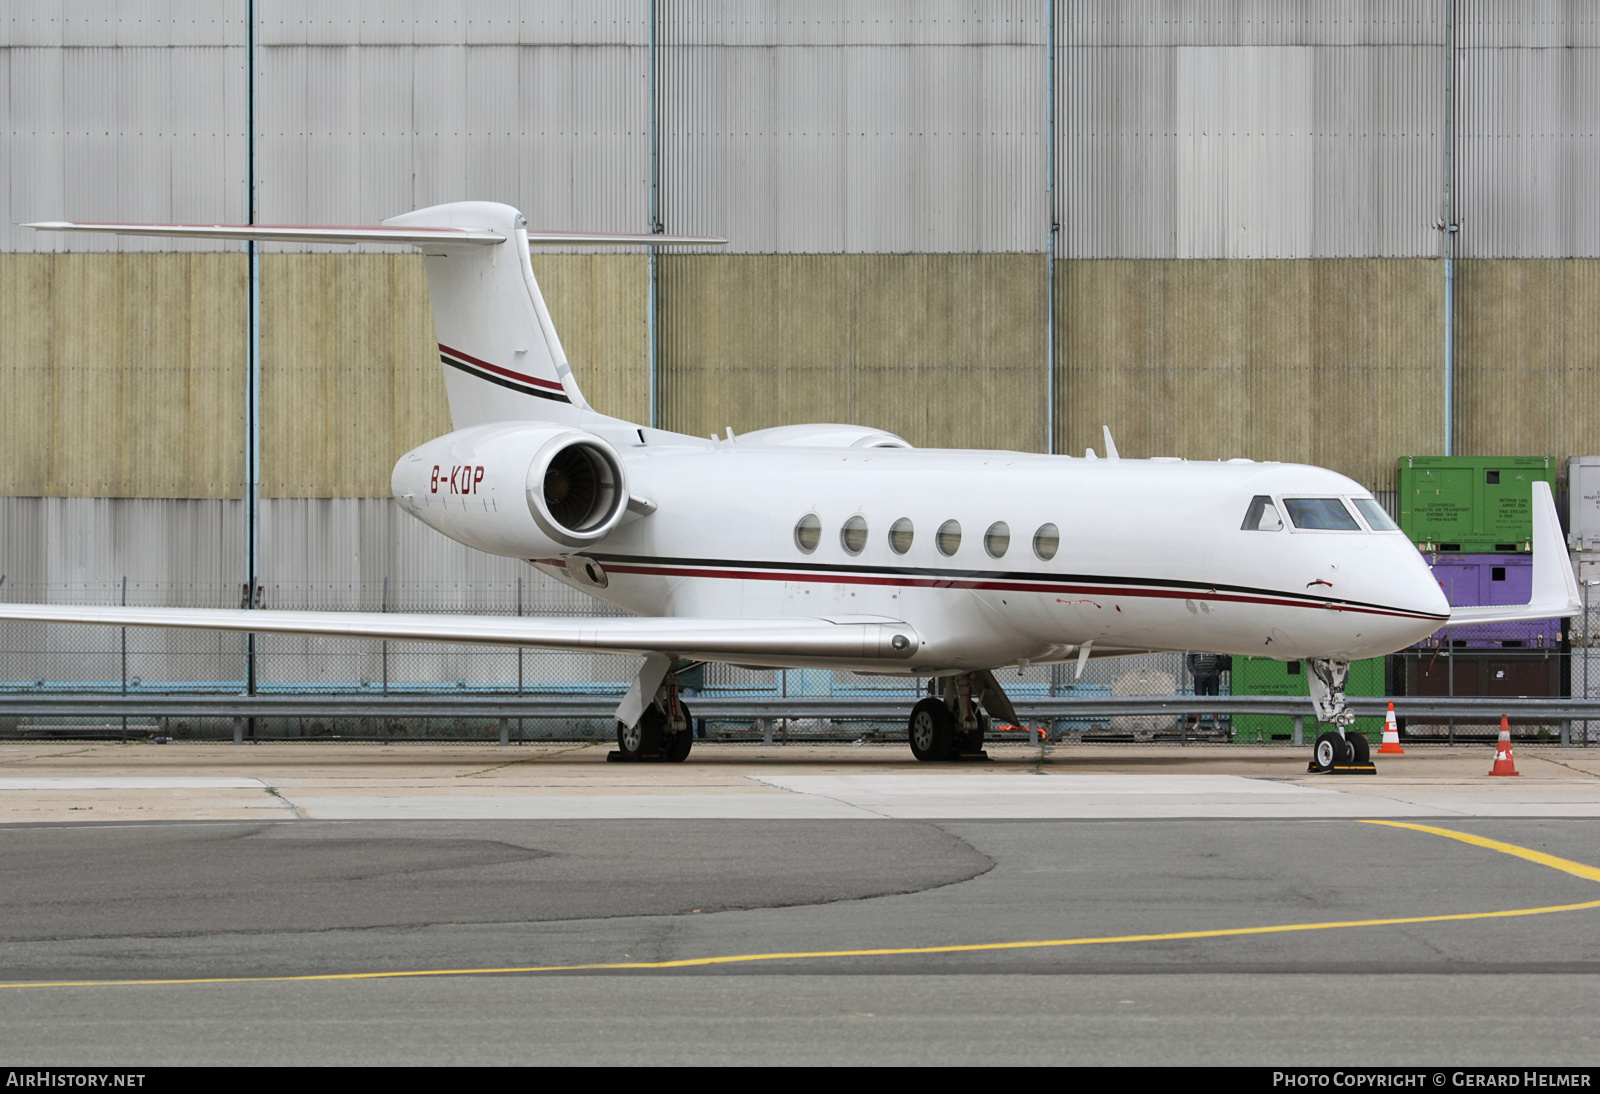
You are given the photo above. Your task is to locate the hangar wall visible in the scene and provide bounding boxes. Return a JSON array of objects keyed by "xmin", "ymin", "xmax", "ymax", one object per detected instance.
[{"xmin": 3, "ymin": 1, "xmax": 1600, "ymax": 692}]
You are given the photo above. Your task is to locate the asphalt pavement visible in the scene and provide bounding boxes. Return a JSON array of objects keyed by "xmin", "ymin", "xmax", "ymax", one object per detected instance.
[{"xmin": 2, "ymin": 741, "xmax": 1599, "ymax": 1065}]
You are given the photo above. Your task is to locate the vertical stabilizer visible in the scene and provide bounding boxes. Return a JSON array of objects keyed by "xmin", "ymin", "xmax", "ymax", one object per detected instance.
[{"xmin": 383, "ymin": 202, "xmax": 590, "ymax": 429}]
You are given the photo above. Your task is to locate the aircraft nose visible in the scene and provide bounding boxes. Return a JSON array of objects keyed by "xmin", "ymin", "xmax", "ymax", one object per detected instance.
[{"xmin": 1388, "ymin": 545, "xmax": 1450, "ymax": 637}]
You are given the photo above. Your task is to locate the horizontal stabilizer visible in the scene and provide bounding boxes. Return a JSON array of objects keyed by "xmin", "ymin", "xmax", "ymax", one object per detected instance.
[
  {"xmin": 524, "ymin": 231, "xmax": 727, "ymax": 247},
  {"xmin": 27, "ymin": 222, "xmax": 506, "ymax": 245},
  {"xmin": 0, "ymin": 605, "xmax": 918, "ymax": 662},
  {"xmin": 1447, "ymin": 481, "xmax": 1581, "ymax": 626},
  {"xmin": 28, "ymin": 223, "xmax": 726, "ymax": 248}
]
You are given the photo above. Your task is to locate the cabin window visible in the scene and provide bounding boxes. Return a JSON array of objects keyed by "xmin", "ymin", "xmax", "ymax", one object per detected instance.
[
  {"xmin": 1033, "ymin": 523, "xmax": 1060, "ymax": 560},
  {"xmin": 984, "ymin": 522, "xmax": 1010, "ymax": 559},
  {"xmin": 1241, "ymin": 495, "xmax": 1283, "ymax": 531},
  {"xmin": 840, "ymin": 515, "xmax": 868, "ymax": 555},
  {"xmin": 936, "ymin": 520, "xmax": 962, "ymax": 557},
  {"xmin": 794, "ymin": 513, "xmax": 821, "ymax": 553},
  {"xmin": 1352, "ymin": 497, "xmax": 1399, "ymax": 531},
  {"xmin": 888, "ymin": 518, "xmax": 914, "ymax": 555},
  {"xmin": 1282, "ymin": 497, "xmax": 1360, "ymax": 531}
]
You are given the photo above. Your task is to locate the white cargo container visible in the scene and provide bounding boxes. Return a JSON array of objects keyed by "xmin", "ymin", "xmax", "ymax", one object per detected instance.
[{"xmin": 1568, "ymin": 457, "xmax": 1600, "ymax": 550}]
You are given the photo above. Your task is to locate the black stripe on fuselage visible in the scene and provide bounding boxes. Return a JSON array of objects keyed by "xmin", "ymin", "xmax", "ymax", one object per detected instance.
[{"xmin": 580, "ymin": 552, "xmax": 1445, "ymax": 622}]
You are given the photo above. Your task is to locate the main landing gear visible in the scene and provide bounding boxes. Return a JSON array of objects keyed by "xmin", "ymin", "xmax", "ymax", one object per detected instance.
[
  {"xmin": 907, "ymin": 670, "xmax": 1019, "ymax": 762},
  {"xmin": 1305, "ymin": 658, "xmax": 1375, "ymax": 774},
  {"xmin": 612, "ymin": 654, "xmax": 694, "ymax": 763}
]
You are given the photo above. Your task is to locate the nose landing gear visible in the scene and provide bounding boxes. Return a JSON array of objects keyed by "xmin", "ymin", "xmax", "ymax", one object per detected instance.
[{"xmin": 1306, "ymin": 658, "xmax": 1376, "ymax": 774}]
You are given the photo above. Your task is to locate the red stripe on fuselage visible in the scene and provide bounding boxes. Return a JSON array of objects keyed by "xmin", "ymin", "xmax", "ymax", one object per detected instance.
[
  {"xmin": 438, "ymin": 343, "xmax": 566, "ymax": 392},
  {"xmin": 538, "ymin": 558, "xmax": 1446, "ymax": 623}
]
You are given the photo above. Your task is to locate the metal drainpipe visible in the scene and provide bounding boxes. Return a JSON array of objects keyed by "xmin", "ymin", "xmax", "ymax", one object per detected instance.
[
  {"xmin": 1443, "ymin": 0, "xmax": 1457, "ymax": 456},
  {"xmin": 1045, "ymin": 0, "xmax": 1058, "ymax": 456},
  {"xmin": 647, "ymin": 0, "xmax": 661, "ymax": 430},
  {"xmin": 120, "ymin": 576, "xmax": 128, "ymax": 741},
  {"xmin": 245, "ymin": 0, "xmax": 260, "ymax": 731}
]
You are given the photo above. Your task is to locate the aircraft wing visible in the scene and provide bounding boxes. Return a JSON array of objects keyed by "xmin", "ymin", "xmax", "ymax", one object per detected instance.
[
  {"xmin": 1446, "ymin": 481, "xmax": 1581, "ymax": 626},
  {"xmin": 0, "ymin": 604, "xmax": 919, "ymax": 662}
]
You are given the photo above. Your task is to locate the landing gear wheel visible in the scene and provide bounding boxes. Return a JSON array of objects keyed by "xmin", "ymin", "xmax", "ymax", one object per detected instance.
[
  {"xmin": 908, "ymin": 697, "xmax": 957, "ymax": 762},
  {"xmin": 617, "ymin": 705, "xmax": 665, "ymax": 761},
  {"xmin": 1313, "ymin": 731, "xmax": 1351, "ymax": 771},
  {"xmin": 1345, "ymin": 731, "xmax": 1370, "ymax": 764},
  {"xmin": 663, "ymin": 702, "xmax": 694, "ymax": 762}
]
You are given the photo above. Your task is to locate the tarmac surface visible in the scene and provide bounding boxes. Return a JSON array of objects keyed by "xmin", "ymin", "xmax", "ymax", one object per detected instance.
[{"xmin": 3, "ymin": 739, "xmax": 1600, "ymax": 1065}]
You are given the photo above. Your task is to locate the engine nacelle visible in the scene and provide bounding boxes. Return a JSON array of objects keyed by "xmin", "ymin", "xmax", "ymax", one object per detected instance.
[{"xmin": 391, "ymin": 423, "xmax": 630, "ymax": 557}]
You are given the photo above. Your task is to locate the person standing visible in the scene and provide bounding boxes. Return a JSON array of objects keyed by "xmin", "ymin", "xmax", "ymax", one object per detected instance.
[{"xmin": 1187, "ymin": 651, "xmax": 1224, "ymax": 734}]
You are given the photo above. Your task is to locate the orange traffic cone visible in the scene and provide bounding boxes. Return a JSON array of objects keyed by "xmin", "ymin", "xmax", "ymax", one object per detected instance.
[
  {"xmin": 1489, "ymin": 716, "xmax": 1519, "ymax": 776},
  {"xmin": 1378, "ymin": 701, "xmax": 1405, "ymax": 754}
]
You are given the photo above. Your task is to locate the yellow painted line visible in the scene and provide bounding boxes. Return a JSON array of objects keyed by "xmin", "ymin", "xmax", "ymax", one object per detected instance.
[
  {"xmin": 1362, "ymin": 820, "xmax": 1600, "ymax": 884},
  {"xmin": 5, "ymin": 821, "xmax": 1597, "ymax": 990}
]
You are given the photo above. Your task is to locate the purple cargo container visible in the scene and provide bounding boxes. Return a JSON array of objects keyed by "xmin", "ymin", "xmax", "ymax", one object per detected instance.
[{"xmin": 1410, "ymin": 553, "xmax": 1563, "ymax": 650}]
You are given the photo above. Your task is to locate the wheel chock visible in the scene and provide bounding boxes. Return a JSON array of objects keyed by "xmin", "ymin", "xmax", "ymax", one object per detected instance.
[
  {"xmin": 607, "ymin": 750, "xmax": 672, "ymax": 763},
  {"xmin": 1306, "ymin": 759, "xmax": 1378, "ymax": 774},
  {"xmin": 954, "ymin": 749, "xmax": 991, "ymax": 762}
]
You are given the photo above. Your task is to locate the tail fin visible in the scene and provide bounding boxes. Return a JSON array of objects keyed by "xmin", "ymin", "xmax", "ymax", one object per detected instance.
[{"xmin": 384, "ymin": 202, "xmax": 589, "ymax": 429}]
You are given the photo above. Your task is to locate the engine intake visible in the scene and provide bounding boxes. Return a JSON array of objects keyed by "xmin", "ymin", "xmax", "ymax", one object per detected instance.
[{"xmin": 526, "ymin": 433, "xmax": 628, "ymax": 546}]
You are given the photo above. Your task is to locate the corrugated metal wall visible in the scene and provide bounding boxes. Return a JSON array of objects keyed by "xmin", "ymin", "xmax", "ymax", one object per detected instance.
[
  {"xmin": 1455, "ymin": 1, "xmax": 1600, "ymax": 259},
  {"xmin": 253, "ymin": 1, "xmax": 649, "ymax": 247},
  {"xmin": 657, "ymin": 0, "xmax": 1045, "ymax": 254},
  {"xmin": 0, "ymin": 6, "xmax": 248, "ymax": 254},
  {"xmin": 1056, "ymin": 34, "xmax": 1444, "ymax": 259}
]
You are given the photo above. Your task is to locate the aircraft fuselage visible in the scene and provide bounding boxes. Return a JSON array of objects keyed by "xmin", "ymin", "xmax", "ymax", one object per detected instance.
[{"xmin": 394, "ymin": 425, "xmax": 1450, "ymax": 674}]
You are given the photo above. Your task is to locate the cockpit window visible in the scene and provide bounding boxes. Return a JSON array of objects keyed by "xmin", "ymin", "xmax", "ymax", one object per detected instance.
[
  {"xmin": 1241, "ymin": 495, "xmax": 1284, "ymax": 531},
  {"xmin": 1282, "ymin": 497, "xmax": 1361, "ymax": 531},
  {"xmin": 1352, "ymin": 497, "xmax": 1399, "ymax": 531}
]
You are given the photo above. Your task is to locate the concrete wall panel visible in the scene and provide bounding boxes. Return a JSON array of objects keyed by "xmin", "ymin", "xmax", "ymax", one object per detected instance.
[
  {"xmin": 658, "ymin": 253, "xmax": 1047, "ymax": 451},
  {"xmin": 257, "ymin": 252, "xmax": 645, "ymax": 497},
  {"xmin": 259, "ymin": 254, "xmax": 446, "ymax": 498},
  {"xmin": 1456, "ymin": 260, "xmax": 1600, "ymax": 468},
  {"xmin": 0, "ymin": 253, "xmax": 245, "ymax": 498},
  {"xmin": 529, "ymin": 253, "xmax": 649, "ymax": 425},
  {"xmin": 1056, "ymin": 258, "xmax": 1443, "ymax": 492}
]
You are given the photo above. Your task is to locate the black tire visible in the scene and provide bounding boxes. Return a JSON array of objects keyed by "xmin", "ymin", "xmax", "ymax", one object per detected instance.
[
  {"xmin": 1313, "ymin": 730, "xmax": 1350, "ymax": 771},
  {"xmin": 664, "ymin": 702, "xmax": 694, "ymax": 762},
  {"xmin": 617, "ymin": 705, "xmax": 665, "ymax": 761},
  {"xmin": 909, "ymin": 697, "xmax": 957, "ymax": 761},
  {"xmin": 1346, "ymin": 730, "xmax": 1370, "ymax": 764}
]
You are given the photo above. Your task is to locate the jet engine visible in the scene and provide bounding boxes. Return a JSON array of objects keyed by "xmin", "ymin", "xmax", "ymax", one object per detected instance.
[{"xmin": 391, "ymin": 423, "xmax": 632, "ymax": 558}]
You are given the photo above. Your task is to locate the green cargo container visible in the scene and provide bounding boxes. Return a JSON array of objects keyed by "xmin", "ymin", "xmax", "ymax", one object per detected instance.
[
  {"xmin": 1230, "ymin": 656, "xmax": 1386, "ymax": 742},
  {"xmin": 1397, "ymin": 456, "xmax": 1554, "ymax": 553}
]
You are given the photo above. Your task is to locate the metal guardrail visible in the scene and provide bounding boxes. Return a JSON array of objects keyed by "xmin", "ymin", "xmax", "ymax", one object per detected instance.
[{"xmin": 0, "ymin": 693, "xmax": 1595, "ymax": 721}]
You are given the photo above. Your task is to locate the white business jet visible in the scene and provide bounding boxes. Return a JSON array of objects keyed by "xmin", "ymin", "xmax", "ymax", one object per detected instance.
[{"xmin": 7, "ymin": 202, "xmax": 1582, "ymax": 768}]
